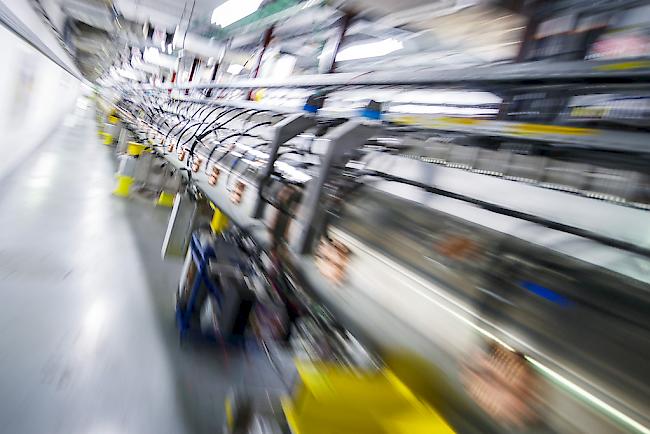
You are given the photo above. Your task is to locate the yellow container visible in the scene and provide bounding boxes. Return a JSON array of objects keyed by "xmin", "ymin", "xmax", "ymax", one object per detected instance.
[
  {"xmin": 103, "ymin": 133, "xmax": 113, "ymax": 145},
  {"xmin": 291, "ymin": 362, "xmax": 416, "ymax": 414},
  {"xmin": 112, "ymin": 175, "xmax": 133, "ymax": 197},
  {"xmin": 108, "ymin": 115, "xmax": 119, "ymax": 124},
  {"xmin": 283, "ymin": 361, "xmax": 455, "ymax": 434},
  {"xmin": 382, "ymin": 408, "xmax": 456, "ymax": 434},
  {"xmin": 127, "ymin": 142, "xmax": 147, "ymax": 156},
  {"xmin": 156, "ymin": 191, "xmax": 176, "ymax": 208},
  {"xmin": 283, "ymin": 400, "xmax": 378, "ymax": 434},
  {"xmin": 224, "ymin": 397, "xmax": 234, "ymax": 430},
  {"xmin": 210, "ymin": 206, "xmax": 229, "ymax": 234}
]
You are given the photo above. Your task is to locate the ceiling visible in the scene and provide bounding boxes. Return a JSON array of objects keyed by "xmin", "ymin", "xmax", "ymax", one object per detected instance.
[
  {"xmin": 115, "ymin": 0, "xmax": 221, "ymax": 32},
  {"xmin": 33, "ymin": 0, "xmax": 529, "ymax": 82}
]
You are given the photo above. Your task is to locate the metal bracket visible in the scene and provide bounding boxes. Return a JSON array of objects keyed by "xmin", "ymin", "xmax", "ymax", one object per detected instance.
[
  {"xmin": 291, "ymin": 119, "xmax": 378, "ymax": 254},
  {"xmin": 253, "ymin": 113, "xmax": 317, "ymax": 218}
]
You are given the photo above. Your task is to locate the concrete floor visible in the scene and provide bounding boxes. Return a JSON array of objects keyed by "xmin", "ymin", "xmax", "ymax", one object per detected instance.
[{"xmin": 0, "ymin": 98, "xmax": 282, "ymax": 433}]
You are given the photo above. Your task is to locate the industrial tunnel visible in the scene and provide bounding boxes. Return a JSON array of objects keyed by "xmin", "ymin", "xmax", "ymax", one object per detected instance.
[{"xmin": 0, "ymin": 0, "xmax": 649, "ymax": 433}]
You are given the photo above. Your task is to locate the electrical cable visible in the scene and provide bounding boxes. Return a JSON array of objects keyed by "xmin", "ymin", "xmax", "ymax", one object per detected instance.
[
  {"xmin": 185, "ymin": 109, "xmax": 261, "ymax": 159},
  {"xmin": 184, "ymin": 108, "xmax": 257, "ymax": 149},
  {"xmin": 202, "ymin": 127, "xmax": 268, "ymax": 173},
  {"xmin": 165, "ymin": 116, "xmax": 197, "ymax": 144},
  {"xmin": 221, "ymin": 125, "xmax": 274, "ymax": 188},
  {"xmin": 176, "ymin": 108, "xmax": 255, "ymax": 164},
  {"xmin": 354, "ymin": 170, "xmax": 650, "ymax": 259},
  {"xmin": 191, "ymin": 107, "xmax": 241, "ymax": 139}
]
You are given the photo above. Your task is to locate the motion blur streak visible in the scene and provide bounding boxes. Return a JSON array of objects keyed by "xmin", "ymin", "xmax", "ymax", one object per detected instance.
[{"xmin": 1, "ymin": 1, "xmax": 650, "ymax": 434}]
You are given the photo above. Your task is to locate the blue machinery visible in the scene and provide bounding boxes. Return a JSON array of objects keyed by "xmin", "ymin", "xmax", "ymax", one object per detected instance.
[{"xmin": 176, "ymin": 233, "xmax": 220, "ymax": 338}]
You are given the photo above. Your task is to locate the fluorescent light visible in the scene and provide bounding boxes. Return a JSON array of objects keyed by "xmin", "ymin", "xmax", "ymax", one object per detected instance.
[
  {"xmin": 211, "ymin": 0, "xmax": 263, "ymax": 27},
  {"xmin": 389, "ymin": 104, "xmax": 498, "ymax": 116},
  {"xmin": 393, "ymin": 90, "xmax": 502, "ymax": 105},
  {"xmin": 301, "ymin": 0, "xmax": 319, "ymax": 8},
  {"xmin": 335, "ymin": 38, "xmax": 403, "ymax": 62},
  {"xmin": 227, "ymin": 63, "xmax": 244, "ymax": 75}
]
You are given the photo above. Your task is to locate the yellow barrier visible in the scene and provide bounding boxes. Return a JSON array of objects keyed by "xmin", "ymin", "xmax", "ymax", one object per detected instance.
[
  {"xmin": 210, "ymin": 206, "xmax": 229, "ymax": 234},
  {"xmin": 594, "ymin": 60, "xmax": 650, "ymax": 71},
  {"xmin": 156, "ymin": 191, "xmax": 176, "ymax": 208},
  {"xmin": 103, "ymin": 132, "xmax": 113, "ymax": 145},
  {"xmin": 224, "ymin": 397, "xmax": 234, "ymax": 430},
  {"xmin": 127, "ymin": 142, "xmax": 147, "ymax": 156},
  {"xmin": 283, "ymin": 361, "xmax": 455, "ymax": 434},
  {"xmin": 112, "ymin": 175, "xmax": 134, "ymax": 197},
  {"xmin": 382, "ymin": 409, "xmax": 456, "ymax": 434},
  {"xmin": 509, "ymin": 123, "xmax": 595, "ymax": 137}
]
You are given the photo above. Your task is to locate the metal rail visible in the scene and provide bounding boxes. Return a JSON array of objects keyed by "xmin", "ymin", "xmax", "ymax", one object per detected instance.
[
  {"xmin": 133, "ymin": 84, "xmax": 650, "ymax": 155},
  {"xmin": 384, "ymin": 115, "xmax": 650, "ymax": 154},
  {"xmin": 133, "ymin": 57, "xmax": 650, "ymax": 91}
]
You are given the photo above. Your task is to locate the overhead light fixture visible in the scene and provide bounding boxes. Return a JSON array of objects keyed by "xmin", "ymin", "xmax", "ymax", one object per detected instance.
[
  {"xmin": 301, "ymin": 0, "xmax": 319, "ymax": 9},
  {"xmin": 227, "ymin": 63, "xmax": 244, "ymax": 75},
  {"xmin": 335, "ymin": 38, "xmax": 403, "ymax": 62},
  {"xmin": 211, "ymin": 0, "xmax": 264, "ymax": 28},
  {"xmin": 389, "ymin": 104, "xmax": 498, "ymax": 116}
]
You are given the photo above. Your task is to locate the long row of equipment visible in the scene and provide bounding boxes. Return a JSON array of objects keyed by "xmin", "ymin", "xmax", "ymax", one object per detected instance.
[{"xmin": 98, "ymin": 64, "xmax": 650, "ymax": 433}]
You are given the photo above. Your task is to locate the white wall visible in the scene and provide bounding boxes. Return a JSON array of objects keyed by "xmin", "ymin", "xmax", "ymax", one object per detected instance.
[{"xmin": 0, "ymin": 13, "xmax": 81, "ymax": 176}]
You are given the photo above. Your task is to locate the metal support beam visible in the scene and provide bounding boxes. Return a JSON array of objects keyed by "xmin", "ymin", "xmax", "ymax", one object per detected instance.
[
  {"xmin": 318, "ymin": 13, "xmax": 353, "ymax": 73},
  {"xmin": 206, "ymin": 61, "xmax": 220, "ymax": 97},
  {"xmin": 291, "ymin": 120, "xmax": 378, "ymax": 254},
  {"xmin": 248, "ymin": 26, "xmax": 274, "ymax": 100},
  {"xmin": 253, "ymin": 113, "xmax": 317, "ymax": 218},
  {"xmin": 186, "ymin": 57, "xmax": 200, "ymax": 95},
  {"xmin": 188, "ymin": 57, "xmax": 200, "ymax": 82},
  {"xmin": 206, "ymin": 41, "xmax": 228, "ymax": 97}
]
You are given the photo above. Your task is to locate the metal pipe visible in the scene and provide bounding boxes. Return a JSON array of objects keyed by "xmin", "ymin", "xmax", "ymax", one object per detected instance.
[
  {"xmin": 248, "ymin": 26, "xmax": 274, "ymax": 100},
  {"xmin": 323, "ymin": 12, "xmax": 353, "ymax": 74},
  {"xmin": 140, "ymin": 57, "xmax": 650, "ymax": 90}
]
